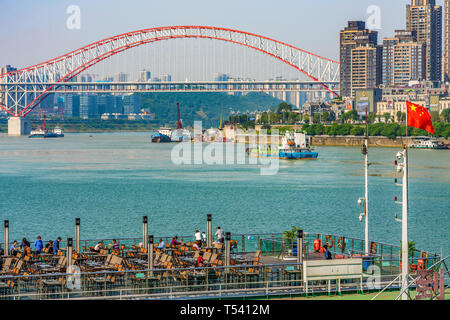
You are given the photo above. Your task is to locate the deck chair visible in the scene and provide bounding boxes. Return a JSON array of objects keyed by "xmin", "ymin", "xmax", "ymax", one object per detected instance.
[
  {"xmin": 193, "ymin": 251, "xmax": 200, "ymax": 260},
  {"xmin": 104, "ymin": 254, "xmax": 113, "ymax": 266},
  {"xmin": 0, "ymin": 257, "xmax": 16, "ymax": 274},
  {"xmin": 153, "ymin": 252, "xmax": 161, "ymax": 264},
  {"xmin": 208, "ymin": 253, "xmax": 218, "ymax": 264},
  {"xmin": 203, "ymin": 251, "xmax": 212, "ymax": 262},
  {"xmin": 12, "ymin": 260, "xmax": 24, "ymax": 274}
]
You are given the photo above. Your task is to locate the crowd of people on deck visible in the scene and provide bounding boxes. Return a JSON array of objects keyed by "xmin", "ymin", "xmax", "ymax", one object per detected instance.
[
  {"xmin": 3, "ymin": 225, "xmax": 236, "ymax": 262},
  {"xmin": 4, "ymin": 235, "xmax": 124, "ymax": 257},
  {"xmin": 5, "ymin": 236, "xmax": 62, "ymax": 256}
]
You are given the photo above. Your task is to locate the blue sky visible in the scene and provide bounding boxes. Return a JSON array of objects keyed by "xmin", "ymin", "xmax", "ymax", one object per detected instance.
[{"xmin": 0, "ymin": 0, "xmax": 429, "ymax": 71}]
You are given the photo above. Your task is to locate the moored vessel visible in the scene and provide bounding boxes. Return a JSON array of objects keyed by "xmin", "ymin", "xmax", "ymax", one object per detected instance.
[
  {"xmin": 151, "ymin": 103, "xmax": 192, "ymax": 143},
  {"xmin": 151, "ymin": 127, "xmax": 173, "ymax": 143},
  {"xmin": 29, "ymin": 115, "xmax": 64, "ymax": 138},
  {"xmin": 247, "ymin": 132, "xmax": 318, "ymax": 159},
  {"xmin": 409, "ymin": 137, "xmax": 447, "ymax": 149}
]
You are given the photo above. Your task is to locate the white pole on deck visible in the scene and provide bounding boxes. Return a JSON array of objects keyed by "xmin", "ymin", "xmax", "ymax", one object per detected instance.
[{"xmin": 401, "ymin": 147, "xmax": 409, "ymax": 300}]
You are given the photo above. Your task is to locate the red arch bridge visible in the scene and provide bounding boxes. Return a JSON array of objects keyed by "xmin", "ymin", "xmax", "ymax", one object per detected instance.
[{"xmin": 0, "ymin": 26, "xmax": 340, "ymax": 132}]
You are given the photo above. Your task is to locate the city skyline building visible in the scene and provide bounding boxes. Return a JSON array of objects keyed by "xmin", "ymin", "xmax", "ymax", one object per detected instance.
[
  {"xmin": 138, "ymin": 69, "xmax": 151, "ymax": 82},
  {"xmin": 350, "ymin": 43, "xmax": 382, "ymax": 94},
  {"xmin": 64, "ymin": 94, "xmax": 80, "ymax": 118},
  {"xmin": 383, "ymin": 30, "xmax": 425, "ymax": 87},
  {"xmin": 444, "ymin": 0, "xmax": 450, "ymax": 81},
  {"xmin": 339, "ymin": 21, "xmax": 378, "ymax": 97},
  {"xmin": 114, "ymin": 72, "xmax": 128, "ymax": 82},
  {"xmin": 406, "ymin": 0, "xmax": 442, "ymax": 81},
  {"xmin": 80, "ymin": 94, "xmax": 98, "ymax": 119}
]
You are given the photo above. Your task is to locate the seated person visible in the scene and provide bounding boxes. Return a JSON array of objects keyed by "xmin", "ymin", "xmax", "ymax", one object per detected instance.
[
  {"xmin": 170, "ymin": 236, "xmax": 181, "ymax": 247},
  {"xmin": 20, "ymin": 238, "xmax": 31, "ymax": 250},
  {"xmin": 91, "ymin": 241, "xmax": 104, "ymax": 253},
  {"xmin": 111, "ymin": 239, "xmax": 120, "ymax": 251},
  {"xmin": 23, "ymin": 246, "xmax": 32, "ymax": 256},
  {"xmin": 10, "ymin": 240, "xmax": 19, "ymax": 256},
  {"xmin": 196, "ymin": 252, "xmax": 204, "ymax": 267},
  {"xmin": 192, "ymin": 240, "xmax": 201, "ymax": 251},
  {"xmin": 157, "ymin": 239, "xmax": 166, "ymax": 249},
  {"xmin": 45, "ymin": 240, "xmax": 54, "ymax": 254},
  {"xmin": 323, "ymin": 244, "xmax": 332, "ymax": 260}
]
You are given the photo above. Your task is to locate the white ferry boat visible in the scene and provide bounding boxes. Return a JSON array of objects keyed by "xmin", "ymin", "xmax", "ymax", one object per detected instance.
[{"xmin": 409, "ymin": 137, "xmax": 445, "ymax": 149}]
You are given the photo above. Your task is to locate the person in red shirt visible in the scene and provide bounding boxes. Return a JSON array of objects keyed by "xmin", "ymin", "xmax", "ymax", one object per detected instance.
[
  {"xmin": 170, "ymin": 236, "xmax": 181, "ymax": 247},
  {"xmin": 196, "ymin": 252, "xmax": 204, "ymax": 267}
]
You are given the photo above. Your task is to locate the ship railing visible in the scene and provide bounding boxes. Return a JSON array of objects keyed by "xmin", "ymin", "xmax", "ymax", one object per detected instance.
[
  {"xmin": 370, "ymin": 255, "xmax": 450, "ymax": 300},
  {"xmin": 2, "ymin": 232, "xmax": 437, "ymax": 262},
  {"xmin": 0, "ymin": 262, "xmax": 411, "ymax": 300}
]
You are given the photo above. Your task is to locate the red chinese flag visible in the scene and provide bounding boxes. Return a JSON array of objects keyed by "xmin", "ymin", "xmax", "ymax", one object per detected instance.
[{"xmin": 406, "ymin": 101, "xmax": 435, "ymax": 135}]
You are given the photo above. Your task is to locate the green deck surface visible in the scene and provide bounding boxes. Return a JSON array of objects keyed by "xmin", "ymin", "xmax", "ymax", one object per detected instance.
[{"xmin": 275, "ymin": 289, "xmax": 450, "ymax": 300}]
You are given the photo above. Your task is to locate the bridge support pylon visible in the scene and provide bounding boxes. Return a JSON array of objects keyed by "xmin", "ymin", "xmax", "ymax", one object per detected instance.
[{"xmin": 8, "ymin": 117, "xmax": 31, "ymax": 136}]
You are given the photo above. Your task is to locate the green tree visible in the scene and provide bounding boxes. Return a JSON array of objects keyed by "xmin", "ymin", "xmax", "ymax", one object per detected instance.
[
  {"xmin": 430, "ymin": 111, "xmax": 440, "ymax": 123},
  {"xmin": 277, "ymin": 102, "xmax": 292, "ymax": 113},
  {"xmin": 440, "ymin": 109, "xmax": 450, "ymax": 122},
  {"xmin": 381, "ymin": 123, "xmax": 400, "ymax": 139},
  {"xmin": 368, "ymin": 123, "xmax": 385, "ymax": 136},
  {"xmin": 312, "ymin": 113, "xmax": 321, "ymax": 124},
  {"xmin": 366, "ymin": 112, "xmax": 376, "ymax": 124},
  {"xmin": 350, "ymin": 126, "xmax": 365, "ymax": 136},
  {"xmin": 282, "ymin": 226, "xmax": 302, "ymax": 247},
  {"xmin": 383, "ymin": 112, "xmax": 391, "ymax": 123},
  {"xmin": 303, "ymin": 114, "xmax": 310, "ymax": 124}
]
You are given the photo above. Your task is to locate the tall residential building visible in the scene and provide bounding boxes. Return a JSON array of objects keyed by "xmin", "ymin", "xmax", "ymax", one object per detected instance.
[
  {"xmin": 339, "ymin": 21, "xmax": 379, "ymax": 97},
  {"xmin": 138, "ymin": 69, "xmax": 151, "ymax": 82},
  {"xmin": 393, "ymin": 42, "xmax": 425, "ymax": 86},
  {"xmin": 80, "ymin": 95, "xmax": 98, "ymax": 119},
  {"xmin": 64, "ymin": 94, "xmax": 80, "ymax": 117},
  {"xmin": 383, "ymin": 30, "xmax": 425, "ymax": 86},
  {"xmin": 123, "ymin": 94, "xmax": 142, "ymax": 114},
  {"xmin": 350, "ymin": 43, "xmax": 382, "ymax": 93},
  {"xmin": 382, "ymin": 37, "xmax": 400, "ymax": 86},
  {"xmin": 444, "ymin": 0, "xmax": 450, "ymax": 81},
  {"xmin": 406, "ymin": 0, "xmax": 442, "ymax": 81},
  {"xmin": 114, "ymin": 72, "xmax": 128, "ymax": 82},
  {"xmin": 97, "ymin": 94, "xmax": 115, "ymax": 115},
  {"xmin": 161, "ymin": 74, "xmax": 172, "ymax": 82}
]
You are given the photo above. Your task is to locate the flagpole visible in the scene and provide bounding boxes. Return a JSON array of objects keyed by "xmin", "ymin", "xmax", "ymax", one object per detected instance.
[
  {"xmin": 401, "ymin": 102, "xmax": 409, "ymax": 300},
  {"xmin": 364, "ymin": 107, "xmax": 369, "ymax": 255}
]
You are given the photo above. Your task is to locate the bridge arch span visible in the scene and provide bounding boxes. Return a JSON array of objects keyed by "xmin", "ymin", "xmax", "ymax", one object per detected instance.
[{"xmin": 0, "ymin": 26, "xmax": 340, "ymax": 117}]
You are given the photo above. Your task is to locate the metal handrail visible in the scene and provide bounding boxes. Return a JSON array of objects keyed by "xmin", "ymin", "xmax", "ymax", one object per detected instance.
[{"xmin": 394, "ymin": 255, "xmax": 450, "ymax": 300}]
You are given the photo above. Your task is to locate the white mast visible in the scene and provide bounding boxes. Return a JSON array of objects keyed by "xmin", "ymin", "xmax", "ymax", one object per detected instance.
[
  {"xmin": 401, "ymin": 146, "xmax": 409, "ymax": 300},
  {"xmin": 359, "ymin": 106, "xmax": 369, "ymax": 255},
  {"xmin": 364, "ymin": 136, "xmax": 369, "ymax": 254}
]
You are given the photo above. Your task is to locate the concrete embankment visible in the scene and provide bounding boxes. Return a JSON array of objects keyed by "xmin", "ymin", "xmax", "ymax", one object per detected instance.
[
  {"xmin": 234, "ymin": 133, "xmax": 449, "ymax": 147},
  {"xmin": 311, "ymin": 135, "xmax": 449, "ymax": 147}
]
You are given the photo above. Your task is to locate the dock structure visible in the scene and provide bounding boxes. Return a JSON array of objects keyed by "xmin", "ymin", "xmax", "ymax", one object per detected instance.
[{"xmin": 0, "ymin": 217, "xmax": 445, "ymax": 300}]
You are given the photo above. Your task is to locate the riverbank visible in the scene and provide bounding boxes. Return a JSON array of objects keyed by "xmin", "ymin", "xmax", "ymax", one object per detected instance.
[
  {"xmin": 235, "ymin": 133, "xmax": 449, "ymax": 147},
  {"xmin": 310, "ymin": 135, "xmax": 450, "ymax": 147}
]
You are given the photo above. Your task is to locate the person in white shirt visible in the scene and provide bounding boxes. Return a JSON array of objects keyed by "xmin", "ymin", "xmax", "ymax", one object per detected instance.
[
  {"xmin": 93, "ymin": 241, "xmax": 103, "ymax": 252},
  {"xmin": 215, "ymin": 226, "xmax": 224, "ymax": 243},
  {"xmin": 157, "ymin": 239, "xmax": 165, "ymax": 249},
  {"xmin": 194, "ymin": 230, "xmax": 202, "ymax": 242},
  {"xmin": 201, "ymin": 232, "xmax": 206, "ymax": 243}
]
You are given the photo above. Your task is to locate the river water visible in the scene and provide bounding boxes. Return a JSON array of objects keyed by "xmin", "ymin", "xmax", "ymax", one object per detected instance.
[{"xmin": 0, "ymin": 132, "xmax": 448, "ymax": 256}]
